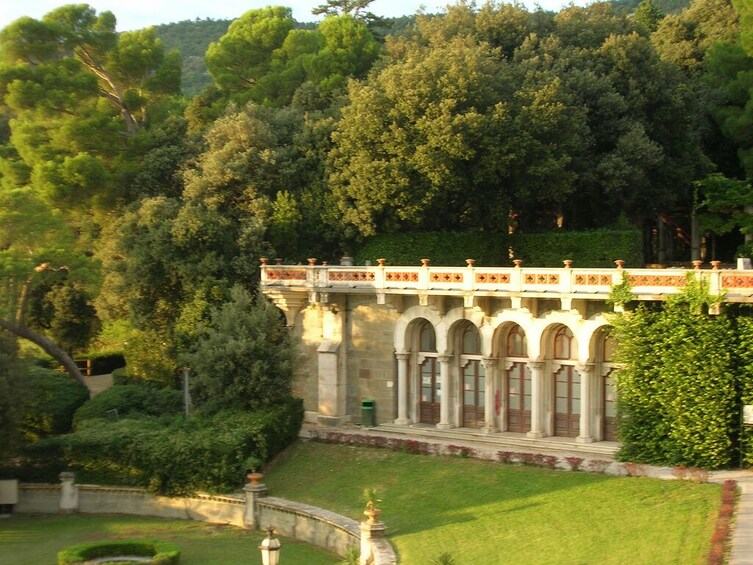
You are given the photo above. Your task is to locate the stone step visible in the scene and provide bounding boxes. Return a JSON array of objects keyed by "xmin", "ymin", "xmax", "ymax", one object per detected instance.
[{"xmin": 366, "ymin": 423, "xmax": 618, "ymax": 459}]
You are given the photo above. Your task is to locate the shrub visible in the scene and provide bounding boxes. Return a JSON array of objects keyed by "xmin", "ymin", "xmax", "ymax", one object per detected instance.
[
  {"xmin": 61, "ymin": 399, "xmax": 304, "ymax": 495},
  {"xmin": 23, "ymin": 367, "xmax": 90, "ymax": 441},
  {"xmin": 73, "ymin": 384, "xmax": 182, "ymax": 426},
  {"xmin": 181, "ymin": 286, "xmax": 297, "ymax": 413},
  {"xmin": 57, "ymin": 540, "xmax": 179, "ymax": 565}
]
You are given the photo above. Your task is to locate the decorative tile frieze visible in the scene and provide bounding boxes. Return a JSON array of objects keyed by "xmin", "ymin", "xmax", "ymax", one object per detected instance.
[
  {"xmin": 524, "ymin": 273, "xmax": 560, "ymax": 285},
  {"xmin": 575, "ymin": 274, "xmax": 612, "ymax": 286},
  {"xmin": 722, "ymin": 275, "xmax": 753, "ymax": 288},
  {"xmin": 628, "ymin": 275, "xmax": 685, "ymax": 287},
  {"xmin": 475, "ymin": 272, "xmax": 511, "ymax": 284},
  {"xmin": 430, "ymin": 272, "xmax": 463, "ymax": 283},
  {"xmin": 385, "ymin": 271, "xmax": 419, "ymax": 282},
  {"xmin": 328, "ymin": 270, "xmax": 376, "ymax": 282},
  {"xmin": 266, "ymin": 269, "xmax": 306, "ymax": 281}
]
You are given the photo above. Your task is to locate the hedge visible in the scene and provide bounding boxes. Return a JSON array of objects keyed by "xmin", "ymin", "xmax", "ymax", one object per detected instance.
[
  {"xmin": 58, "ymin": 540, "xmax": 179, "ymax": 565},
  {"xmin": 354, "ymin": 229, "xmax": 642, "ymax": 267},
  {"xmin": 73, "ymin": 384, "xmax": 183, "ymax": 427},
  {"xmin": 60, "ymin": 398, "xmax": 304, "ymax": 495},
  {"xmin": 23, "ymin": 367, "xmax": 90, "ymax": 440}
]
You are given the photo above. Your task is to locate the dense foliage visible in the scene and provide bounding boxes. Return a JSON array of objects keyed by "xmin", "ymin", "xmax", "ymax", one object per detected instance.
[
  {"xmin": 60, "ymin": 400, "xmax": 303, "ymax": 495},
  {"xmin": 72, "ymin": 384, "xmax": 182, "ymax": 426},
  {"xmin": 355, "ymin": 229, "xmax": 642, "ymax": 267},
  {"xmin": 612, "ymin": 277, "xmax": 750, "ymax": 467}
]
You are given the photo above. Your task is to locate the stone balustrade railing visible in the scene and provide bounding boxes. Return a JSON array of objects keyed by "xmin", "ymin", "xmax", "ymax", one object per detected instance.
[{"xmin": 260, "ymin": 259, "xmax": 753, "ymax": 303}]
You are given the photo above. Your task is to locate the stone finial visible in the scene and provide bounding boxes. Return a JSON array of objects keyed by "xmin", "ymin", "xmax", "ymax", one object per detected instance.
[
  {"xmin": 307, "ymin": 258, "xmax": 317, "ymax": 266},
  {"xmin": 692, "ymin": 260, "xmax": 702, "ymax": 270},
  {"xmin": 615, "ymin": 260, "xmax": 625, "ymax": 269},
  {"xmin": 513, "ymin": 259, "xmax": 523, "ymax": 268},
  {"xmin": 322, "ymin": 261, "xmax": 329, "ymax": 266},
  {"xmin": 711, "ymin": 260, "xmax": 721, "ymax": 270},
  {"xmin": 275, "ymin": 258, "xmax": 283, "ymax": 265},
  {"xmin": 466, "ymin": 259, "xmax": 475, "ymax": 267},
  {"xmin": 260, "ymin": 257, "xmax": 269, "ymax": 265},
  {"xmin": 420, "ymin": 258, "xmax": 430, "ymax": 267},
  {"xmin": 563, "ymin": 259, "xmax": 573, "ymax": 269},
  {"xmin": 377, "ymin": 258, "xmax": 386, "ymax": 267}
]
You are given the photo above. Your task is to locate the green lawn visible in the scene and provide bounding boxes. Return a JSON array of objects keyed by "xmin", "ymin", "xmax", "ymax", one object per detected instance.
[
  {"xmin": 264, "ymin": 442, "xmax": 721, "ymax": 565},
  {"xmin": 0, "ymin": 514, "xmax": 338, "ymax": 565}
]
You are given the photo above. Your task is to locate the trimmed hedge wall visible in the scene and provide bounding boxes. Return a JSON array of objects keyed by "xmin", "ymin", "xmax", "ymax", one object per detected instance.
[
  {"xmin": 354, "ymin": 229, "xmax": 642, "ymax": 267},
  {"xmin": 59, "ymin": 398, "xmax": 304, "ymax": 495},
  {"xmin": 58, "ymin": 540, "xmax": 180, "ymax": 565}
]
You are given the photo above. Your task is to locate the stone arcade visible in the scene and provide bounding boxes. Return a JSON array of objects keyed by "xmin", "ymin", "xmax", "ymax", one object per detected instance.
[{"xmin": 261, "ymin": 258, "xmax": 753, "ymax": 452}]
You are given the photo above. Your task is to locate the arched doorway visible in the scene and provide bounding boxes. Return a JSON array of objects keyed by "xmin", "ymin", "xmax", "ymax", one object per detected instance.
[
  {"xmin": 417, "ymin": 321, "xmax": 440, "ymax": 424},
  {"xmin": 552, "ymin": 326, "xmax": 580, "ymax": 438},
  {"xmin": 459, "ymin": 323, "xmax": 484, "ymax": 429},
  {"xmin": 506, "ymin": 325, "xmax": 531, "ymax": 433}
]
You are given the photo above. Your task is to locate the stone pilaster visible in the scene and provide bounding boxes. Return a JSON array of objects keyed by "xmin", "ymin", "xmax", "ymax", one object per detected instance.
[
  {"xmin": 576, "ymin": 363, "xmax": 594, "ymax": 444},
  {"xmin": 481, "ymin": 358, "xmax": 498, "ymax": 434},
  {"xmin": 527, "ymin": 361, "xmax": 545, "ymax": 439},
  {"xmin": 394, "ymin": 352, "xmax": 411, "ymax": 425},
  {"xmin": 436, "ymin": 355, "xmax": 453, "ymax": 430}
]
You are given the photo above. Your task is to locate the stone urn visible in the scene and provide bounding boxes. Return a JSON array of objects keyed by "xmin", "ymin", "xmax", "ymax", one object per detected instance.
[
  {"xmin": 364, "ymin": 507, "xmax": 382, "ymax": 524},
  {"xmin": 246, "ymin": 472, "xmax": 264, "ymax": 487}
]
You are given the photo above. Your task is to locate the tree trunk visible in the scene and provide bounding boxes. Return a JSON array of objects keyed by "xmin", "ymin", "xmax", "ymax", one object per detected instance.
[{"xmin": 0, "ymin": 318, "xmax": 85, "ymax": 385}]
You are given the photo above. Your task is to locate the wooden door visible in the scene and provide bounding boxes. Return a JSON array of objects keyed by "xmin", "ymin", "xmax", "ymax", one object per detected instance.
[
  {"xmin": 419, "ymin": 358, "xmax": 440, "ymax": 424},
  {"xmin": 554, "ymin": 366, "xmax": 580, "ymax": 438},
  {"xmin": 507, "ymin": 362, "xmax": 531, "ymax": 433},
  {"xmin": 462, "ymin": 360, "xmax": 485, "ymax": 428}
]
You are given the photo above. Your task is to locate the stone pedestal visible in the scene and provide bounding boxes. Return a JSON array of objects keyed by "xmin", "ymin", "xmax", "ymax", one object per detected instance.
[
  {"xmin": 243, "ymin": 480, "xmax": 269, "ymax": 530},
  {"xmin": 59, "ymin": 472, "xmax": 78, "ymax": 513},
  {"xmin": 359, "ymin": 519, "xmax": 386, "ymax": 565}
]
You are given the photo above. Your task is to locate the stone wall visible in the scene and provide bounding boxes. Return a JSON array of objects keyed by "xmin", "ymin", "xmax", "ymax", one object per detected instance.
[{"xmin": 13, "ymin": 475, "xmax": 397, "ymax": 565}]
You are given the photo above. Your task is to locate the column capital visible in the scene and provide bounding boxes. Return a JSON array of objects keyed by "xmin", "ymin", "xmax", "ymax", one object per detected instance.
[
  {"xmin": 575, "ymin": 362, "xmax": 595, "ymax": 375},
  {"xmin": 527, "ymin": 360, "xmax": 545, "ymax": 371},
  {"xmin": 481, "ymin": 357, "xmax": 499, "ymax": 368},
  {"xmin": 395, "ymin": 352, "xmax": 411, "ymax": 361},
  {"xmin": 438, "ymin": 354, "xmax": 453, "ymax": 364}
]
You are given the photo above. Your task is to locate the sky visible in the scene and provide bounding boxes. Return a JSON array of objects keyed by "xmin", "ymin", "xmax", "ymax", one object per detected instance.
[{"xmin": 0, "ymin": 1, "xmax": 593, "ymax": 32}]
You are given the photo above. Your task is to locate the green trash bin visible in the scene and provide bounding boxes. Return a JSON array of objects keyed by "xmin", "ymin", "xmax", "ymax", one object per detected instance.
[{"xmin": 361, "ymin": 399, "xmax": 375, "ymax": 427}]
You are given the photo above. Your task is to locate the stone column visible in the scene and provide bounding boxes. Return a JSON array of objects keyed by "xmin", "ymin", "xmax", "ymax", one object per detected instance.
[
  {"xmin": 394, "ymin": 353, "xmax": 411, "ymax": 425},
  {"xmin": 243, "ymin": 475, "xmax": 269, "ymax": 530},
  {"xmin": 526, "ymin": 361, "xmax": 545, "ymax": 439},
  {"xmin": 576, "ymin": 363, "xmax": 594, "ymax": 444},
  {"xmin": 481, "ymin": 358, "xmax": 498, "ymax": 434},
  {"xmin": 59, "ymin": 472, "xmax": 78, "ymax": 514},
  {"xmin": 436, "ymin": 355, "xmax": 453, "ymax": 430}
]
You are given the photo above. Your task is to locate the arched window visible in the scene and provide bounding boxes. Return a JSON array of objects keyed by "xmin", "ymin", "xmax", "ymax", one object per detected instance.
[
  {"xmin": 420, "ymin": 321, "xmax": 437, "ymax": 352},
  {"xmin": 554, "ymin": 327, "xmax": 575, "ymax": 360},
  {"xmin": 507, "ymin": 326, "xmax": 528, "ymax": 358}
]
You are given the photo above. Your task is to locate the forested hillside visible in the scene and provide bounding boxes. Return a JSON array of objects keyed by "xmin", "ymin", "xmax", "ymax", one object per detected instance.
[
  {"xmin": 0, "ymin": 0, "xmax": 752, "ymax": 418},
  {"xmin": 154, "ymin": 18, "xmax": 232, "ymax": 97}
]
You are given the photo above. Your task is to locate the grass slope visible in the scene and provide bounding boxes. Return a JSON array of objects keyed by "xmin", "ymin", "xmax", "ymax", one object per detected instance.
[
  {"xmin": 0, "ymin": 515, "xmax": 337, "ymax": 564},
  {"xmin": 265, "ymin": 442, "xmax": 720, "ymax": 564}
]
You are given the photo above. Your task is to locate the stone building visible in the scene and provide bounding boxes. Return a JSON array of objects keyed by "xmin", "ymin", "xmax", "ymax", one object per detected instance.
[{"xmin": 261, "ymin": 258, "xmax": 752, "ymax": 452}]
